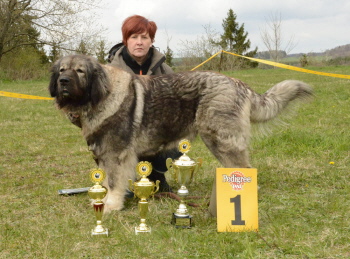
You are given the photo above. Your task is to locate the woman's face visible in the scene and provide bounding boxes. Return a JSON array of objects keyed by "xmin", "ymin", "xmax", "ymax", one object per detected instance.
[{"xmin": 126, "ymin": 32, "xmax": 153, "ymax": 63}]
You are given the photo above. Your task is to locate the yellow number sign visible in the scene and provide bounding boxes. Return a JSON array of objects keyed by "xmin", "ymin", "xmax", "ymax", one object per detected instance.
[{"xmin": 216, "ymin": 168, "xmax": 258, "ymax": 232}]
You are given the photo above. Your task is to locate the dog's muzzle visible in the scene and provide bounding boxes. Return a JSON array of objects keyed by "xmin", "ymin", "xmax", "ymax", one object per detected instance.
[{"xmin": 59, "ymin": 77, "xmax": 71, "ymax": 97}]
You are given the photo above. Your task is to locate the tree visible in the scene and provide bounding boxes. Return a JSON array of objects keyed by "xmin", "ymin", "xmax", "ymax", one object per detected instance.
[
  {"xmin": 48, "ymin": 42, "xmax": 61, "ymax": 63},
  {"xmin": 77, "ymin": 40, "xmax": 89, "ymax": 55},
  {"xmin": 300, "ymin": 54, "xmax": 309, "ymax": 67},
  {"xmin": 178, "ymin": 10, "xmax": 258, "ymax": 71},
  {"xmin": 178, "ymin": 24, "xmax": 222, "ymax": 71},
  {"xmin": 164, "ymin": 46, "xmax": 174, "ymax": 68},
  {"xmin": 219, "ymin": 9, "xmax": 258, "ymax": 69},
  {"xmin": 260, "ymin": 12, "xmax": 297, "ymax": 62},
  {"xmin": 95, "ymin": 40, "xmax": 108, "ymax": 64},
  {"xmin": 0, "ymin": 0, "xmax": 105, "ymax": 63},
  {"xmin": 162, "ymin": 29, "xmax": 174, "ymax": 68}
]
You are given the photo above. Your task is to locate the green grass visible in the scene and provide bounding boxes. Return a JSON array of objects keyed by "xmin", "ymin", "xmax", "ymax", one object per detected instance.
[{"xmin": 0, "ymin": 66, "xmax": 349, "ymax": 258}]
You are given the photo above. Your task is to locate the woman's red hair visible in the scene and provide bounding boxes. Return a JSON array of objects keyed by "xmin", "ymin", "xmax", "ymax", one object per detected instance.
[{"xmin": 122, "ymin": 15, "xmax": 157, "ymax": 45}]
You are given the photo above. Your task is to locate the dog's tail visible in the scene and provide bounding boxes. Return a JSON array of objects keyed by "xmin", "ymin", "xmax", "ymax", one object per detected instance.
[{"xmin": 250, "ymin": 80, "xmax": 313, "ymax": 123}]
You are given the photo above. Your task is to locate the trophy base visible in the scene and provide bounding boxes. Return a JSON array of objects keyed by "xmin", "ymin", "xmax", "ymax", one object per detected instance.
[
  {"xmin": 135, "ymin": 226, "xmax": 151, "ymax": 234},
  {"xmin": 91, "ymin": 228, "xmax": 109, "ymax": 237},
  {"xmin": 171, "ymin": 213, "xmax": 193, "ymax": 228}
]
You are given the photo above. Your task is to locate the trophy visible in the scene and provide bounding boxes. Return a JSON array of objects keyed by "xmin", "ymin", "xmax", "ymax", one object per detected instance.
[
  {"xmin": 88, "ymin": 169, "xmax": 108, "ymax": 237},
  {"xmin": 129, "ymin": 162, "xmax": 160, "ymax": 234},
  {"xmin": 166, "ymin": 139, "xmax": 203, "ymax": 228}
]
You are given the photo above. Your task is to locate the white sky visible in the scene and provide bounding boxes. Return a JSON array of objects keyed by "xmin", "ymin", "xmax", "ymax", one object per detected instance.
[{"xmin": 97, "ymin": 0, "xmax": 350, "ymax": 56}]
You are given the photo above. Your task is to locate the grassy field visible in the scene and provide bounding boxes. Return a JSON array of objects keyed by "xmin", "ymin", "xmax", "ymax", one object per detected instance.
[{"xmin": 0, "ymin": 65, "xmax": 349, "ymax": 258}]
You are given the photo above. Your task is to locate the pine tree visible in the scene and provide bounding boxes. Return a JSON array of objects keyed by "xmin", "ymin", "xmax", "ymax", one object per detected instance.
[
  {"xmin": 96, "ymin": 40, "xmax": 107, "ymax": 64},
  {"xmin": 220, "ymin": 9, "xmax": 258, "ymax": 68},
  {"xmin": 221, "ymin": 9, "xmax": 238, "ymax": 51},
  {"xmin": 49, "ymin": 43, "xmax": 61, "ymax": 63},
  {"xmin": 164, "ymin": 46, "xmax": 174, "ymax": 68},
  {"xmin": 77, "ymin": 40, "xmax": 89, "ymax": 55}
]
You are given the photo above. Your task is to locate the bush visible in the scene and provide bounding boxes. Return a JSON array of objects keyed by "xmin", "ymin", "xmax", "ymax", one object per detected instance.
[
  {"xmin": 0, "ymin": 48, "xmax": 50, "ymax": 80},
  {"xmin": 326, "ymin": 56, "xmax": 350, "ymax": 66}
]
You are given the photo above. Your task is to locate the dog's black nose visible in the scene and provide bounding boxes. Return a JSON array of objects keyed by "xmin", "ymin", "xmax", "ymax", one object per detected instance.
[{"xmin": 59, "ymin": 77, "xmax": 70, "ymax": 84}]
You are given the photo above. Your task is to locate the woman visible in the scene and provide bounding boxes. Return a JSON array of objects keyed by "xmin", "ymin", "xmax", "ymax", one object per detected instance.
[
  {"xmin": 108, "ymin": 15, "xmax": 179, "ymax": 192},
  {"xmin": 108, "ymin": 15, "xmax": 173, "ymax": 75}
]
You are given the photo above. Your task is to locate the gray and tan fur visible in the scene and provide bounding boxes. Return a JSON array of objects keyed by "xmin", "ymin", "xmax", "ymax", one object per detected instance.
[{"xmin": 49, "ymin": 55, "xmax": 313, "ymax": 215}]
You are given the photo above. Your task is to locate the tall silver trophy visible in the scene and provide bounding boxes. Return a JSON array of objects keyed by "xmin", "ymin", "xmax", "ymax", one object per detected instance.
[{"xmin": 166, "ymin": 139, "xmax": 202, "ymax": 228}]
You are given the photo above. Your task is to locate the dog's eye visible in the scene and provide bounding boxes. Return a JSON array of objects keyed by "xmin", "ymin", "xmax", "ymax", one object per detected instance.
[
  {"xmin": 76, "ymin": 69, "xmax": 84, "ymax": 74},
  {"xmin": 60, "ymin": 68, "xmax": 65, "ymax": 73}
]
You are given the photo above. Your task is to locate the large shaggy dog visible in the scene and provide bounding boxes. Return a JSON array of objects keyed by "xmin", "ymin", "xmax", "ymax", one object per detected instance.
[{"xmin": 49, "ymin": 55, "xmax": 312, "ymax": 215}]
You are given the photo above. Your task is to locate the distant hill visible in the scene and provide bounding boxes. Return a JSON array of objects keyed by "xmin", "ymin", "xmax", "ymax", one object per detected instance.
[
  {"xmin": 325, "ymin": 44, "xmax": 350, "ymax": 57},
  {"xmin": 287, "ymin": 52, "xmax": 324, "ymax": 58},
  {"xmin": 258, "ymin": 44, "xmax": 350, "ymax": 59},
  {"xmin": 289, "ymin": 44, "xmax": 350, "ymax": 58}
]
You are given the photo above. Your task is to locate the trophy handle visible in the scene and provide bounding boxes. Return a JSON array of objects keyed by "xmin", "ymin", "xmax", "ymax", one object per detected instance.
[
  {"xmin": 128, "ymin": 179, "xmax": 134, "ymax": 194},
  {"xmin": 152, "ymin": 180, "xmax": 160, "ymax": 196},
  {"xmin": 166, "ymin": 158, "xmax": 175, "ymax": 179},
  {"xmin": 166, "ymin": 158, "xmax": 173, "ymax": 170}
]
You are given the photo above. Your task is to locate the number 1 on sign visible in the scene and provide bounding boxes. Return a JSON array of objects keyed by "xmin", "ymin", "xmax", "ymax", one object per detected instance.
[{"xmin": 230, "ymin": 195, "xmax": 245, "ymax": 225}]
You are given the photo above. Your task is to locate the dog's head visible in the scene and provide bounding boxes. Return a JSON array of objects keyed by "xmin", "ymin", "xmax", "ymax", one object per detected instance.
[{"xmin": 49, "ymin": 55, "xmax": 110, "ymax": 108}]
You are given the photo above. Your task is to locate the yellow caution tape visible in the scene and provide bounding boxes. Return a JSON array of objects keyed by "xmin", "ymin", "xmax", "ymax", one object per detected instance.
[
  {"xmin": 191, "ymin": 51, "xmax": 222, "ymax": 71},
  {"xmin": 222, "ymin": 50, "xmax": 350, "ymax": 80},
  {"xmin": 191, "ymin": 50, "xmax": 350, "ymax": 79},
  {"xmin": 0, "ymin": 91, "xmax": 54, "ymax": 100}
]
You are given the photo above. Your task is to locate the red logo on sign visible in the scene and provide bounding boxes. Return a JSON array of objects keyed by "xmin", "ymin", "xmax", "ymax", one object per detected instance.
[
  {"xmin": 222, "ymin": 171, "xmax": 252, "ymax": 191},
  {"xmin": 230, "ymin": 171, "xmax": 245, "ymax": 190}
]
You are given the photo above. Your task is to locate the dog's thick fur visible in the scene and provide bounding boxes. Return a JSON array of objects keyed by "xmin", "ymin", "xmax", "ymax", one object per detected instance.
[{"xmin": 49, "ymin": 55, "xmax": 313, "ymax": 214}]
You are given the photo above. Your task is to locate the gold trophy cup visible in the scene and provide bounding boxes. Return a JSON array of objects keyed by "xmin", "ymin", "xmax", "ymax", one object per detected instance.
[
  {"xmin": 166, "ymin": 139, "xmax": 203, "ymax": 228},
  {"xmin": 88, "ymin": 169, "xmax": 108, "ymax": 237},
  {"xmin": 129, "ymin": 162, "xmax": 160, "ymax": 234}
]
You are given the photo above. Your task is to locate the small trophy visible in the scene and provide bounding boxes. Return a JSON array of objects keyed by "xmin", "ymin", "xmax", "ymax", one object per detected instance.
[
  {"xmin": 129, "ymin": 162, "xmax": 160, "ymax": 234},
  {"xmin": 166, "ymin": 139, "xmax": 203, "ymax": 228},
  {"xmin": 88, "ymin": 169, "xmax": 108, "ymax": 237}
]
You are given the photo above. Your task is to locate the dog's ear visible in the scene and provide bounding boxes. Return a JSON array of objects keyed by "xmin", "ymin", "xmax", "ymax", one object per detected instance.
[
  {"xmin": 89, "ymin": 60, "xmax": 110, "ymax": 106},
  {"xmin": 48, "ymin": 60, "xmax": 60, "ymax": 97}
]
